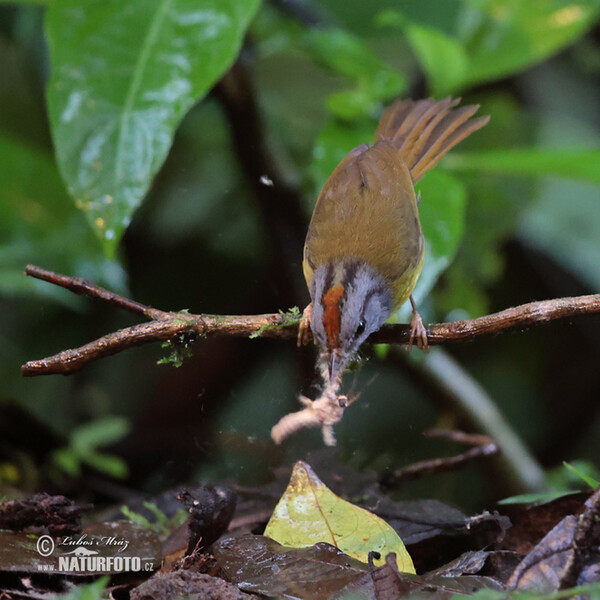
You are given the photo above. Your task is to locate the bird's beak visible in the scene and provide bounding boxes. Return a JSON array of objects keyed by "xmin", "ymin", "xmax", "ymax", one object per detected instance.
[{"xmin": 328, "ymin": 350, "xmax": 345, "ymax": 386}]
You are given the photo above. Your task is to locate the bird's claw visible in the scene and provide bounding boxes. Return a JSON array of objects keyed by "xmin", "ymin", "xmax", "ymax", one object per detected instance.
[
  {"xmin": 297, "ymin": 302, "xmax": 313, "ymax": 347},
  {"xmin": 407, "ymin": 310, "xmax": 429, "ymax": 353}
]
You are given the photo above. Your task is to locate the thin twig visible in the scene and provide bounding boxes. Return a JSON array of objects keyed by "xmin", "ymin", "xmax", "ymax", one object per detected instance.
[
  {"xmin": 25, "ymin": 264, "xmax": 166, "ymax": 319},
  {"xmin": 20, "ymin": 265, "xmax": 600, "ymax": 377},
  {"xmin": 385, "ymin": 428, "xmax": 499, "ymax": 485},
  {"xmin": 412, "ymin": 348, "xmax": 549, "ymax": 494}
]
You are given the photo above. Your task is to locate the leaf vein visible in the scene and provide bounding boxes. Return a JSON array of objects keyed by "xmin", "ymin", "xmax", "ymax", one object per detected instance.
[{"xmin": 115, "ymin": 0, "xmax": 173, "ymax": 183}]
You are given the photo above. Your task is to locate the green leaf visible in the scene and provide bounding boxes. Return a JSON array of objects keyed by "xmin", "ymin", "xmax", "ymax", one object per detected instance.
[
  {"xmin": 377, "ymin": 9, "xmax": 468, "ymax": 96},
  {"xmin": 71, "ymin": 416, "xmax": 130, "ymax": 452},
  {"xmin": 265, "ymin": 461, "xmax": 415, "ymax": 573},
  {"xmin": 256, "ymin": 13, "xmax": 406, "ymax": 121},
  {"xmin": 249, "ymin": 306, "xmax": 300, "ymax": 339},
  {"xmin": 303, "ymin": 27, "xmax": 390, "ymax": 84},
  {"xmin": 454, "ymin": 582, "xmax": 600, "ymax": 600},
  {"xmin": 46, "ymin": 0, "xmax": 261, "ymax": 257},
  {"xmin": 121, "ymin": 502, "xmax": 188, "ymax": 535},
  {"xmin": 55, "ymin": 577, "xmax": 109, "ymax": 600},
  {"xmin": 121, "ymin": 505, "xmax": 154, "ymax": 530},
  {"xmin": 396, "ymin": 170, "xmax": 467, "ymax": 321},
  {"xmin": 451, "ymin": 590, "xmax": 507, "ymax": 600},
  {"xmin": 405, "ymin": 21, "xmax": 469, "ymax": 96},
  {"xmin": 81, "ymin": 450, "xmax": 128, "ymax": 479},
  {"xmin": 563, "ymin": 461, "xmax": 600, "ymax": 488},
  {"xmin": 378, "ymin": 1, "xmax": 600, "ymax": 91},
  {"xmin": 302, "ymin": 28, "xmax": 406, "ymax": 119},
  {"xmin": 142, "ymin": 501, "xmax": 172, "ymax": 527},
  {"xmin": 52, "ymin": 447, "xmax": 82, "ymax": 477},
  {"xmin": 497, "ymin": 490, "xmax": 580, "ymax": 505},
  {"xmin": 461, "ymin": 0, "xmax": 600, "ymax": 86},
  {"xmin": 54, "ymin": 417, "xmax": 130, "ymax": 479},
  {"xmin": 445, "ymin": 148, "xmax": 600, "ymax": 184}
]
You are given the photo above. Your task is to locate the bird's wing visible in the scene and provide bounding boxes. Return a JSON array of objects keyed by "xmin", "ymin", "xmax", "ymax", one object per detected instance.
[{"xmin": 303, "ymin": 140, "xmax": 423, "ymax": 294}]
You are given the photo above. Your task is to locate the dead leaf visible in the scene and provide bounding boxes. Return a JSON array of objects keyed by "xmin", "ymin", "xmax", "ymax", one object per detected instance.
[
  {"xmin": 363, "ymin": 493, "xmax": 510, "ymax": 572},
  {"xmin": 0, "ymin": 530, "xmax": 60, "ymax": 574},
  {"xmin": 369, "ymin": 551, "xmax": 505, "ymax": 600},
  {"xmin": 427, "ymin": 549, "xmax": 522, "ymax": 585},
  {"xmin": 426, "ymin": 550, "xmax": 489, "ymax": 577},
  {"xmin": 370, "ymin": 552, "xmax": 414, "ymax": 600},
  {"xmin": 507, "ymin": 486, "xmax": 600, "ymax": 592},
  {"xmin": 213, "ymin": 533, "xmax": 376, "ymax": 600},
  {"xmin": 507, "ymin": 514, "xmax": 578, "ymax": 592},
  {"xmin": 0, "ymin": 493, "xmax": 87, "ymax": 536},
  {"xmin": 264, "ymin": 461, "xmax": 415, "ymax": 573},
  {"xmin": 0, "ymin": 521, "xmax": 161, "ymax": 576},
  {"xmin": 500, "ymin": 491, "xmax": 589, "ymax": 554},
  {"xmin": 130, "ymin": 570, "xmax": 260, "ymax": 600},
  {"xmin": 369, "ymin": 495, "xmax": 510, "ymax": 547}
]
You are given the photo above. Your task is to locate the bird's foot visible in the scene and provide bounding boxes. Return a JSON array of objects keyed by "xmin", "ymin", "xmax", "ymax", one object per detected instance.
[
  {"xmin": 407, "ymin": 296, "xmax": 429, "ymax": 353},
  {"xmin": 297, "ymin": 302, "xmax": 313, "ymax": 347}
]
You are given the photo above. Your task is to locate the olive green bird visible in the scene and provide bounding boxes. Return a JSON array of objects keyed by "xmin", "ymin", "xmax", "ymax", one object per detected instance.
[{"xmin": 300, "ymin": 97, "xmax": 489, "ymax": 383}]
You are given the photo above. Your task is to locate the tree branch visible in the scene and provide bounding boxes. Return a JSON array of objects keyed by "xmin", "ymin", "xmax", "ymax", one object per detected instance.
[
  {"xmin": 21, "ymin": 265, "xmax": 600, "ymax": 377},
  {"xmin": 370, "ymin": 294, "xmax": 600, "ymax": 344}
]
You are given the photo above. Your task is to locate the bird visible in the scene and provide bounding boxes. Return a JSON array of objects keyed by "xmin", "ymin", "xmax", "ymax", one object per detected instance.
[{"xmin": 300, "ymin": 97, "xmax": 489, "ymax": 386}]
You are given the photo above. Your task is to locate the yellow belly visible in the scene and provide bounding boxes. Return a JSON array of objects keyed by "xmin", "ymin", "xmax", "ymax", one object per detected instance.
[{"xmin": 389, "ymin": 247, "xmax": 424, "ymax": 311}]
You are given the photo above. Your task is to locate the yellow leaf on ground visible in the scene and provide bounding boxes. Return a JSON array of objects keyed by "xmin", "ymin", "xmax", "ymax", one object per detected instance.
[{"xmin": 264, "ymin": 460, "xmax": 415, "ymax": 573}]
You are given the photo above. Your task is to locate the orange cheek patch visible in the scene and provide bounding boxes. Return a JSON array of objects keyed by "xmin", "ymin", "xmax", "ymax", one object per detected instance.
[{"xmin": 322, "ymin": 284, "xmax": 345, "ymax": 350}]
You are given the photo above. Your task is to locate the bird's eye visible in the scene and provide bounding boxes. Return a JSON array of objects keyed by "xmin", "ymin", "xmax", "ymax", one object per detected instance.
[{"xmin": 356, "ymin": 319, "xmax": 366, "ymax": 336}]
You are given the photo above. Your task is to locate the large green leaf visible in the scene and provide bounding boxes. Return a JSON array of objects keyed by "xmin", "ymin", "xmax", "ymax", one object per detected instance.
[
  {"xmin": 461, "ymin": 0, "xmax": 600, "ymax": 85},
  {"xmin": 46, "ymin": 0, "xmax": 261, "ymax": 257},
  {"xmin": 265, "ymin": 461, "xmax": 415, "ymax": 573},
  {"xmin": 445, "ymin": 148, "xmax": 600, "ymax": 185},
  {"xmin": 378, "ymin": 0, "xmax": 600, "ymax": 94}
]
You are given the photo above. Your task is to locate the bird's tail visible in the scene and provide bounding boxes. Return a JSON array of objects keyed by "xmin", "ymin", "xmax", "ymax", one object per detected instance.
[{"xmin": 375, "ymin": 97, "xmax": 489, "ymax": 183}]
